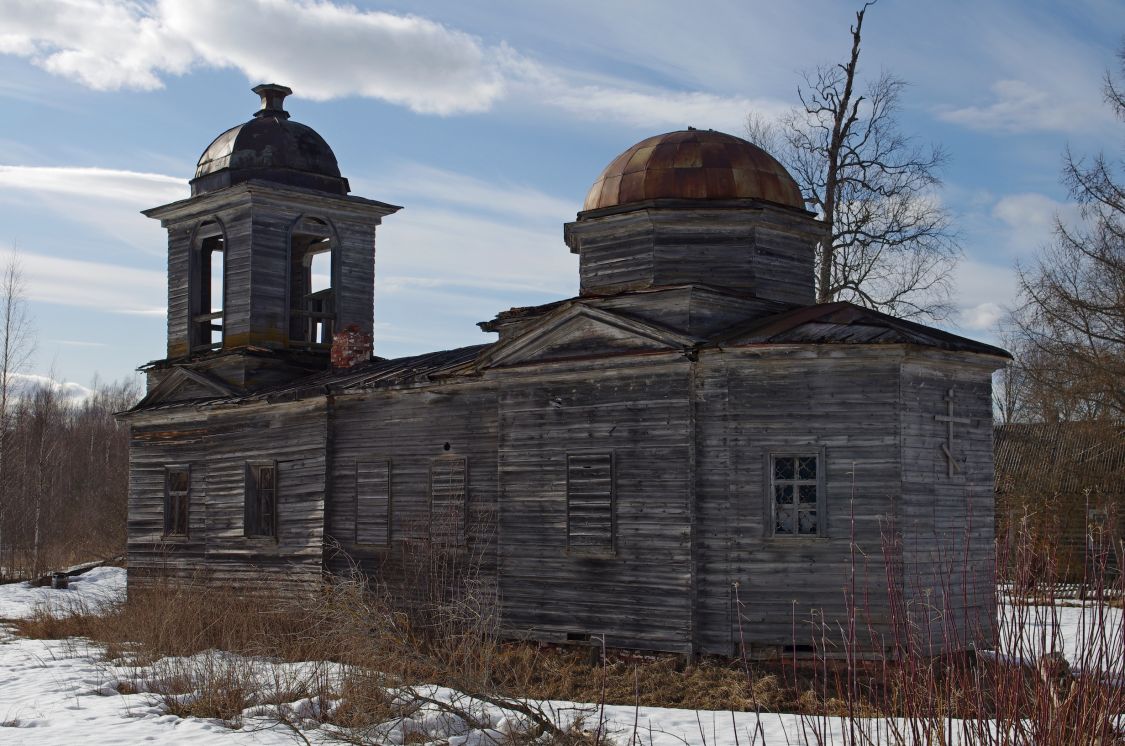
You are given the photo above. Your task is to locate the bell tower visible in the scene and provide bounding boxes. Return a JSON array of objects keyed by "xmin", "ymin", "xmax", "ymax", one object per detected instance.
[{"xmin": 142, "ymin": 85, "xmax": 400, "ymax": 392}]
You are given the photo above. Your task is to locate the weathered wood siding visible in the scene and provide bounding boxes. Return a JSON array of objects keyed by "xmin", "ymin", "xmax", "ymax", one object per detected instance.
[
  {"xmin": 127, "ymin": 409, "xmax": 211, "ymax": 585},
  {"xmin": 565, "ymin": 204, "xmax": 818, "ymax": 306},
  {"xmin": 694, "ymin": 347, "xmax": 905, "ymax": 656},
  {"xmin": 495, "ymin": 357, "xmax": 695, "ymax": 652},
  {"xmin": 324, "ymin": 382, "xmax": 500, "ymax": 586},
  {"xmin": 899, "ymin": 356, "xmax": 997, "ymax": 652},
  {"xmin": 127, "ymin": 398, "xmax": 328, "ymax": 591},
  {"xmin": 332, "ymin": 217, "xmax": 377, "ymax": 338},
  {"xmin": 567, "ymin": 210, "xmax": 657, "ymax": 295}
]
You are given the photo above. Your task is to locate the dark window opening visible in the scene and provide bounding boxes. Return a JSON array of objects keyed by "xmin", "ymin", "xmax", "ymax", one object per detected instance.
[
  {"xmin": 289, "ymin": 218, "xmax": 336, "ymax": 347},
  {"xmin": 163, "ymin": 466, "xmax": 189, "ymax": 537},
  {"xmin": 430, "ymin": 456, "xmax": 466, "ymax": 545},
  {"xmin": 566, "ymin": 453, "xmax": 614, "ymax": 554},
  {"xmin": 245, "ymin": 463, "xmax": 278, "ymax": 538},
  {"xmin": 770, "ymin": 453, "xmax": 823, "ymax": 537},
  {"xmin": 191, "ymin": 221, "xmax": 225, "ymax": 353},
  {"xmin": 356, "ymin": 459, "xmax": 391, "ymax": 546}
]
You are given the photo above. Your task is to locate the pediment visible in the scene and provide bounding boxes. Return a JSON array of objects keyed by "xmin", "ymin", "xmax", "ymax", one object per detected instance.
[
  {"xmin": 134, "ymin": 366, "xmax": 238, "ymax": 409},
  {"xmin": 478, "ymin": 303, "xmax": 697, "ymax": 369}
]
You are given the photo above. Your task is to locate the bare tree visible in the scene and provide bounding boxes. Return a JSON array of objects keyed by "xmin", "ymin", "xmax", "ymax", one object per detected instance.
[
  {"xmin": 1008, "ymin": 48, "xmax": 1125, "ymax": 421},
  {"xmin": 747, "ymin": 2, "xmax": 960, "ymax": 320},
  {"xmin": 0, "ymin": 249, "xmax": 35, "ymax": 575}
]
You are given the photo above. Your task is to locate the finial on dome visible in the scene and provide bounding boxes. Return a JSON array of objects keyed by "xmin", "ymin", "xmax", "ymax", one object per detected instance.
[{"xmin": 252, "ymin": 83, "xmax": 293, "ymax": 119}]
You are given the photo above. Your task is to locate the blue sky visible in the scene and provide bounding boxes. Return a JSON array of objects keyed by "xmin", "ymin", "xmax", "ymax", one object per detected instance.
[{"xmin": 0, "ymin": 0, "xmax": 1120, "ymax": 393}]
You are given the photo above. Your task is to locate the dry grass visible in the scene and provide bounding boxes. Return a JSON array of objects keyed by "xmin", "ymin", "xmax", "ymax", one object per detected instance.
[{"xmin": 9, "ymin": 520, "xmax": 1125, "ymax": 744}]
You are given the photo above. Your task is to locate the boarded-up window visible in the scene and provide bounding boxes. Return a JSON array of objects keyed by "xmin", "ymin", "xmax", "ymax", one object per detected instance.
[
  {"xmin": 245, "ymin": 463, "xmax": 278, "ymax": 538},
  {"xmin": 566, "ymin": 453, "xmax": 614, "ymax": 553},
  {"xmin": 356, "ymin": 460, "xmax": 391, "ymax": 545},
  {"xmin": 163, "ymin": 466, "xmax": 189, "ymax": 537},
  {"xmin": 430, "ymin": 457, "xmax": 466, "ymax": 545}
]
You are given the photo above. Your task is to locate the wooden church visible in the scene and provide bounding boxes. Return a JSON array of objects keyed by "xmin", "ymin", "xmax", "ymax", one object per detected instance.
[{"xmin": 124, "ymin": 85, "xmax": 1008, "ymax": 656}]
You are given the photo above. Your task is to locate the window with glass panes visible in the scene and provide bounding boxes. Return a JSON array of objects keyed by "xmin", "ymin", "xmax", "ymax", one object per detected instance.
[{"xmin": 770, "ymin": 453, "xmax": 821, "ymax": 536}]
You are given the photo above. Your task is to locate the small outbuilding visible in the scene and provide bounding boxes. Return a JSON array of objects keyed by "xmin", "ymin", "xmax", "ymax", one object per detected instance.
[{"xmin": 124, "ymin": 86, "xmax": 1008, "ymax": 657}]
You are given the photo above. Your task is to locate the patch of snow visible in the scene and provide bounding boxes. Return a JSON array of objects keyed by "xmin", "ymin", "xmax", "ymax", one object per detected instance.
[
  {"xmin": 998, "ymin": 602, "xmax": 1125, "ymax": 673},
  {"xmin": 0, "ymin": 566, "xmax": 126, "ymax": 620},
  {"xmin": 0, "ymin": 632, "xmax": 307, "ymax": 744}
]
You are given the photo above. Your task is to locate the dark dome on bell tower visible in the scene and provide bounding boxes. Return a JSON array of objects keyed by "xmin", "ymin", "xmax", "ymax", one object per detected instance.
[{"xmin": 190, "ymin": 84, "xmax": 350, "ymax": 197}]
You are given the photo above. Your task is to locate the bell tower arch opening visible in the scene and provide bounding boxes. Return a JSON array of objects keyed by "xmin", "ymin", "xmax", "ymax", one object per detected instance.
[
  {"xmin": 190, "ymin": 220, "xmax": 226, "ymax": 353},
  {"xmin": 289, "ymin": 216, "xmax": 337, "ymax": 347}
]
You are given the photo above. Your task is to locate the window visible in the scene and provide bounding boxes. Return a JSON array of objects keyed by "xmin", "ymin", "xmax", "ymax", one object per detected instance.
[
  {"xmin": 566, "ymin": 453, "xmax": 614, "ymax": 554},
  {"xmin": 191, "ymin": 221, "xmax": 225, "ymax": 352},
  {"xmin": 245, "ymin": 463, "xmax": 277, "ymax": 538},
  {"xmin": 356, "ymin": 460, "xmax": 391, "ymax": 545},
  {"xmin": 163, "ymin": 466, "xmax": 190, "ymax": 537},
  {"xmin": 769, "ymin": 451, "xmax": 824, "ymax": 537},
  {"xmin": 430, "ymin": 456, "xmax": 466, "ymax": 545}
]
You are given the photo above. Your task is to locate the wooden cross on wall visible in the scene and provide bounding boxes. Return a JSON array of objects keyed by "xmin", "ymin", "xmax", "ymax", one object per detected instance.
[{"xmin": 934, "ymin": 388, "xmax": 970, "ymax": 478}]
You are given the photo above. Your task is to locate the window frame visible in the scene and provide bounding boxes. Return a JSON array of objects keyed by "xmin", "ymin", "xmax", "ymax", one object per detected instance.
[
  {"xmin": 429, "ymin": 455, "xmax": 468, "ymax": 546},
  {"xmin": 764, "ymin": 447, "xmax": 827, "ymax": 539},
  {"xmin": 566, "ymin": 451, "xmax": 616, "ymax": 557},
  {"xmin": 355, "ymin": 458, "xmax": 392, "ymax": 547},
  {"xmin": 163, "ymin": 465, "xmax": 190, "ymax": 538},
  {"xmin": 244, "ymin": 461, "xmax": 279, "ymax": 540}
]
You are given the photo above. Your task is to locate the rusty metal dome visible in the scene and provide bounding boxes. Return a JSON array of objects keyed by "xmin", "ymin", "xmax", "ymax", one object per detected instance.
[
  {"xmin": 190, "ymin": 84, "xmax": 349, "ymax": 197},
  {"xmin": 582, "ymin": 129, "xmax": 804, "ymax": 212}
]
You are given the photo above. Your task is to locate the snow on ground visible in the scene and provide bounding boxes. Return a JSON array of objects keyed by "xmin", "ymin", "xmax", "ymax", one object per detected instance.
[
  {"xmin": 0, "ymin": 567, "xmax": 125, "ymax": 620},
  {"xmin": 0, "ymin": 573, "xmax": 1121, "ymax": 744},
  {"xmin": 0, "ymin": 634, "xmax": 309, "ymax": 744},
  {"xmin": 0, "ymin": 631, "xmax": 888, "ymax": 746}
]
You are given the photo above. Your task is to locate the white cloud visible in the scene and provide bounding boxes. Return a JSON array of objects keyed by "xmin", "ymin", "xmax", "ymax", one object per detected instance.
[
  {"xmin": 364, "ymin": 164, "xmax": 577, "ymax": 224},
  {"xmin": 6, "ymin": 372, "xmax": 92, "ymax": 403},
  {"xmin": 50, "ymin": 339, "xmax": 108, "ymax": 348},
  {"xmin": 0, "ymin": 0, "xmax": 503, "ymax": 114},
  {"xmin": 939, "ymin": 79, "xmax": 1100, "ymax": 134},
  {"xmin": 158, "ymin": 0, "xmax": 506, "ymax": 115},
  {"xmin": 19, "ymin": 252, "xmax": 165, "ymax": 315},
  {"xmin": 544, "ymin": 85, "xmax": 785, "ymax": 134},
  {"xmin": 0, "ymin": 165, "xmax": 186, "ymax": 252},
  {"xmin": 378, "ymin": 207, "xmax": 575, "ymax": 297},
  {"xmin": 958, "ymin": 301, "xmax": 1005, "ymax": 332},
  {"xmin": 0, "ymin": 0, "xmax": 194, "ymax": 91},
  {"xmin": 0, "ymin": 165, "xmax": 186, "ymax": 204},
  {"xmin": 990, "ymin": 192, "xmax": 1076, "ymax": 257},
  {"xmin": 948, "ymin": 258, "xmax": 1019, "ymax": 335},
  {"xmin": 0, "ymin": 0, "xmax": 769, "ymax": 130}
]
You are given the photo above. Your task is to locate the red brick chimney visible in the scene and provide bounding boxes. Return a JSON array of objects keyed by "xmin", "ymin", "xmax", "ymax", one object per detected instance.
[{"xmin": 331, "ymin": 324, "xmax": 372, "ymax": 369}]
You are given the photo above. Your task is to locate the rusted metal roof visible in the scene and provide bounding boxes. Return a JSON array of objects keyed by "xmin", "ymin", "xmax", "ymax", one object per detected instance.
[
  {"xmin": 191, "ymin": 85, "xmax": 348, "ymax": 197},
  {"xmin": 581, "ymin": 129, "xmax": 805, "ymax": 212},
  {"xmin": 709, "ymin": 301, "xmax": 1012, "ymax": 358}
]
